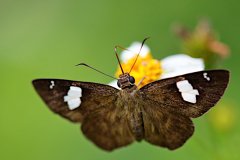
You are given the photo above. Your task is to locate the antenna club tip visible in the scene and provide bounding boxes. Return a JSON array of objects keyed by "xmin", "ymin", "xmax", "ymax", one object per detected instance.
[
  {"xmin": 75, "ymin": 63, "xmax": 85, "ymax": 66},
  {"xmin": 144, "ymin": 37, "xmax": 151, "ymax": 41}
]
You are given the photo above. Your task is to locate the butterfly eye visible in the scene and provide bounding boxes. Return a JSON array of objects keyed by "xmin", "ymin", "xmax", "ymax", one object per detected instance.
[
  {"xmin": 117, "ymin": 80, "xmax": 121, "ymax": 88},
  {"xmin": 129, "ymin": 76, "xmax": 135, "ymax": 84}
]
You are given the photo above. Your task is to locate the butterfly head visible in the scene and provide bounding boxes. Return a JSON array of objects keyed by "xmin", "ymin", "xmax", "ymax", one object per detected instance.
[
  {"xmin": 117, "ymin": 73, "xmax": 135, "ymax": 89},
  {"xmin": 114, "ymin": 38, "xmax": 151, "ymax": 90}
]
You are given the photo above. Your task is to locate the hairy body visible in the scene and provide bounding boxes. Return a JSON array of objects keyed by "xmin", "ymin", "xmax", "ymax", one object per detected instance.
[{"xmin": 117, "ymin": 86, "xmax": 144, "ymax": 141}]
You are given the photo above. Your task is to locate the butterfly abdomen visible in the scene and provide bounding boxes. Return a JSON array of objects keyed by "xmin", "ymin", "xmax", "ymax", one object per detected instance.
[{"xmin": 129, "ymin": 110, "xmax": 144, "ymax": 141}]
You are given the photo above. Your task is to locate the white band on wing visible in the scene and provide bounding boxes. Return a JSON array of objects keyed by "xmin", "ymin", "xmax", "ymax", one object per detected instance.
[
  {"xmin": 64, "ymin": 86, "xmax": 82, "ymax": 110},
  {"xmin": 176, "ymin": 80, "xmax": 199, "ymax": 104}
]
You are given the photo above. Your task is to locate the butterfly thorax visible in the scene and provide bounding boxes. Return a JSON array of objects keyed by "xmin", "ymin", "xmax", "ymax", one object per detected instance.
[{"xmin": 118, "ymin": 88, "xmax": 144, "ymax": 141}]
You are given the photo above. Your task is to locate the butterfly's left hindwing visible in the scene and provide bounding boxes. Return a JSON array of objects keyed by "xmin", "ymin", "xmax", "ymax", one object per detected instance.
[
  {"xmin": 139, "ymin": 70, "xmax": 229, "ymax": 150},
  {"xmin": 32, "ymin": 79, "xmax": 119, "ymax": 122},
  {"xmin": 142, "ymin": 102, "xmax": 194, "ymax": 150},
  {"xmin": 140, "ymin": 70, "xmax": 229, "ymax": 118}
]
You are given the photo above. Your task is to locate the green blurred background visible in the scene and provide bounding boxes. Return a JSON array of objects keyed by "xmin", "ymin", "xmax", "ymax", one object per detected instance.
[{"xmin": 0, "ymin": 0, "xmax": 239, "ymax": 159}]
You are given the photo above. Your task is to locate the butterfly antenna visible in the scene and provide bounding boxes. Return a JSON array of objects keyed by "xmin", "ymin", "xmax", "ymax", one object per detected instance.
[
  {"xmin": 129, "ymin": 37, "xmax": 150, "ymax": 74},
  {"xmin": 76, "ymin": 63, "xmax": 117, "ymax": 80},
  {"xmin": 114, "ymin": 46, "xmax": 124, "ymax": 74}
]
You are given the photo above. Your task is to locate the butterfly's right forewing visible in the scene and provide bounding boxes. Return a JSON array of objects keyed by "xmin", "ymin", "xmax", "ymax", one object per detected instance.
[
  {"xmin": 33, "ymin": 79, "xmax": 135, "ymax": 151},
  {"xmin": 32, "ymin": 79, "xmax": 118, "ymax": 122}
]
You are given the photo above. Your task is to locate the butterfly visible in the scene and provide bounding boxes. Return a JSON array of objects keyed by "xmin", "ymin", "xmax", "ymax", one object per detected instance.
[
  {"xmin": 32, "ymin": 39, "xmax": 229, "ymax": 151},
  {"xmin": 33, "ymin": 69, "xmax": 229, "ymax": 151}
]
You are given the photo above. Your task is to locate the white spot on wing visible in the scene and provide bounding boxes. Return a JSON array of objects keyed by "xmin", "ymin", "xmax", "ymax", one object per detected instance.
[
  {"xmin": 49, "ymin": 81, "xmax": 55, "ymax": 89},
  {"xmin": 176, "ymin": 80, "xmax": 199, "ymax": 103},
  {"xmin": 203, "ymin": 72, "xmax": 210, "ymax": 81},
  {"xmin": 64, "ymin": 86, "xmax": 82, "ymax": 110},
  {"xmin": 67, "ymin": 98, "xmax": 81, "ymax": 110}
]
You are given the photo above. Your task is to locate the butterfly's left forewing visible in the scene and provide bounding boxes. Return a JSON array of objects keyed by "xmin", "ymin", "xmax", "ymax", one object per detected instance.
[
  {"xmin": 139, "ymin": 70, "xmax": 229, "ymax": 150},
  {"xmin": 140, "ymin": 70, "xmax": 229, "ymax": 118},
  {"xmin": 32, "ymin": 79, "xmax": 119, "ymax": 122}
]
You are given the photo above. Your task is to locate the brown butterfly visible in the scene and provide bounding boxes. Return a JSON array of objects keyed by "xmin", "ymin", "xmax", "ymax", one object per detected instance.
[{"xmin": 32, "ymin": 40, "xmax": 229, "ymax": 151}]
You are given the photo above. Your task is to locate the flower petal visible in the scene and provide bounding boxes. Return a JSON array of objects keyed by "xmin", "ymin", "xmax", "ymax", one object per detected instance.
[
  {"xmin": 108, "ymin": 80, "xmax": 120, "ymax": 89},
  {"xmin": 121, "ymin": 42, "xmax": 150, "ymax": 63},
  {"xmin": 161, "ymin": 54, "xmax": 204, "ymax": 79}
]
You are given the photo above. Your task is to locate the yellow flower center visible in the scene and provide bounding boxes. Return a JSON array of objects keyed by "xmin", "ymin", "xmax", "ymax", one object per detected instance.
[{"xmin": 115, "ymin": 54, "xmax": 162, "ymax": 88}]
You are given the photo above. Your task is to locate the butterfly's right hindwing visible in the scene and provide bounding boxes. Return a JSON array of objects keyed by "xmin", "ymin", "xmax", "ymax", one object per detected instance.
[{"xmin": 81, "ymin": 100, "xmax": 135, "ymax": 151}]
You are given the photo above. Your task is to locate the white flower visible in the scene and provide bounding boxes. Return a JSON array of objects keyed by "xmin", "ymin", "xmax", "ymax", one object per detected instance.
[
  {"xmin": 108, "ymin": 80, "xmax": 119, "ymax": 89},
  {"xmin": 121, "ymin": 42, "xmax": 150, "ymax": 63},
  {"xmin": 161, "ymin": 54, "xmax": 204, "ymax": 79},
  {"xmin": 109, "ymin": 42, "xmax": 204, "ymax": 89}
]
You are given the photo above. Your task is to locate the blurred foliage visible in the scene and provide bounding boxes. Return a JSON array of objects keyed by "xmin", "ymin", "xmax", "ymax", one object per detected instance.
[
  {"xmin": 0, "ymin": 0, "xmax": 239, "ymax": 160},
  {"xmin": 174, "ymin": 20, "xmax": 230, "ymax": 69}
]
